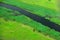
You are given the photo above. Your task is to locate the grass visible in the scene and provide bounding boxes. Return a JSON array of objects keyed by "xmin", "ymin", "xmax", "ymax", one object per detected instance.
[
  {"xmin": 20, "ymin": 0, "xmax": 57, "ymax": 10},
  {"xmin": 0, "ymin": 18, "xmax": 55, "ymax": 40},
  {"xmin": 2, "ymin": 0, "xmax": 60, "ymax": 25},
  {"xmin": 0, "ymin": 6, "xmax": 60, "ymax": 40},
  {"xmin": 0, "ymin": 0, "xmax": 60, "ymax": 40}
]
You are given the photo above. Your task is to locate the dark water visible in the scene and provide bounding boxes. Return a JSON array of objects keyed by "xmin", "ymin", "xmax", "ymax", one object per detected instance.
[{"xmin": 0, "ymin": 2, "xmax": 60, "ymax": 32}]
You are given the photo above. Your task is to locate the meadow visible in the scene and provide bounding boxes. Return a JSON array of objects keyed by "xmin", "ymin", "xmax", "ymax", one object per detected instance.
[{"xmin": 0, "ymin": 0, "xmax": 60, "ymax": 40}]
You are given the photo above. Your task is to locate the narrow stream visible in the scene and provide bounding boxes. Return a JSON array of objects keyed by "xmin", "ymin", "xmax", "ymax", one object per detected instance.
[{"xmin": 0, "ymin": 2, "xmax": 60, "ymax": 32}]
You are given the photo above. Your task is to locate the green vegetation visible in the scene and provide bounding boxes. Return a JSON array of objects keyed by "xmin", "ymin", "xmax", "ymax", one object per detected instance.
[
  {"xmin": 20, "ymin": 0, "xmax": 57, "ymax": 10},
  {"xmin": 0, "ymin": 0, "xmax": 60, "ymax": 40},
  {"xmin": 0, "ymin": 18, "xmax": 54, "ymax": 40},
  {"xmin": 0, "ymin": 0, "xmax": 2, "ymax": 2},
  {"xmin": 3, "ymin": 0, "xmax": 60, "ymax": 25},
  {"xmin": 0, "ymin": 6, "xmax": 60, "ymax": 40}
]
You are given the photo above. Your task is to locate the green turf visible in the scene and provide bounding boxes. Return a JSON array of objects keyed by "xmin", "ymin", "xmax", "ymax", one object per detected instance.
[
  {"xmin": 2, "ymin": 0, "xmax": 60, "ymax": 25},
  {"xmin": 20, "ymin": 0, "xmax": 57, "ymax": 10},
  {"xmin": 0, "ymin": 0, "xmax": 60, "ymax": 40},
  {"xmin": 0, "ymin": 18, "xmax": 55, "ymax": 40},
  {"xmin": 0, "ymin": 6, "xmax": 60, "ymax": 40}
]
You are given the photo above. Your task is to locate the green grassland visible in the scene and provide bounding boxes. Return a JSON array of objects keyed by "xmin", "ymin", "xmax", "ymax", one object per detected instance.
[
  {"xmin": 0, "ymin": 0, "xmax": 60, "ymax": 40},
  {"xmin": 2, "ymin": 0, "xmax": 60, "ymax": 25},
  {"xmin": 20, "ymin": 0, "xmax": 57, "ymax": 10},
  {"xmin": 0, "ymin": 18, "xmax": 55, "ymax": 40},
  {"xmin": 0, "ymin": 6, "xmax": 60, "ymax": 40}
]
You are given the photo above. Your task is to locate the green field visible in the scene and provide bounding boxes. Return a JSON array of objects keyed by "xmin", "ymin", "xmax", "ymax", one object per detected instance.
[
  {"xmin": 0, "ymin": 18, "xmax": 55, "ymax": 40},
  {"xmin": 2, "ymin": 0, "xmax": 60, "ymax": 25},
  {"xmin": 0, "ymin": 0, "xmax": 60, "ymax": 40}
]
